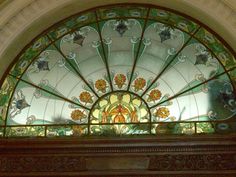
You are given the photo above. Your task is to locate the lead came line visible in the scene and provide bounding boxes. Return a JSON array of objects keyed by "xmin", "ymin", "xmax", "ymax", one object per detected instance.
[
  {"xmin": 94, "ymin": 10, "xmax": 114, "ymax": 91},
  {"xmin": 127, "ymin": 8, "xmax": 151, "ymax": 91},
  {"xmin": 9, "ymin": 74, "xmax": 90, "ymax": 110}
]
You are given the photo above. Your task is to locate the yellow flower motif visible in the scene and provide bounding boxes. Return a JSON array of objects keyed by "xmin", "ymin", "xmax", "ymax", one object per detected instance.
[
  {"xmin": 79, "ymin": 91, "xmax": 93, "ymax": 104},
  {"xmin": 133, "ymin": 78, "xmax": 146, "ymax": 91},
  {"xmin": 114, "ymin": 74, "xmax": 126, "ymax": 89},
  {"xmin": 95, "ymin": 79, "xmax": 107, "ymax": 93},
  {"xmin": 154, "ymin": 107, "xmax": 170, "ymax": 119},
  {"xmin": 148, "ymin": 89, "xmax": 162, "ymax": 102},
  {"xmin": 71, "ymin": 109, "xmax": 86, "ymax": 120}
]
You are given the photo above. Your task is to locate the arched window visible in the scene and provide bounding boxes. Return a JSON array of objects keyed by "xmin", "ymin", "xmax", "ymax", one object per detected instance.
[{"xmin": 0, "ymin": 4, "xmax": 235, "ymax": 138}]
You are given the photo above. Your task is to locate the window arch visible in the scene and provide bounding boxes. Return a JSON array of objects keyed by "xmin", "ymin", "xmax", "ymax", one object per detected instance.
[{"xmin": 0, "ymin": 4, "xmax": 235, "ymax": 138}]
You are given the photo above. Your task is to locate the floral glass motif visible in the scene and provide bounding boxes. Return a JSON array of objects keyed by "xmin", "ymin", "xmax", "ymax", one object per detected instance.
[
  {"xmin": 0, "ymin": 4, "xmax": 235, "ymax": 138},
  {"xmin": 91, "ymin": 92, "xmax": 149, "ymax": 124}
]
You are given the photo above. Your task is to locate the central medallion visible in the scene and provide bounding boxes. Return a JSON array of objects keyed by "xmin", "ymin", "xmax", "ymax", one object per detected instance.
[{"xmin": 90, "ymin": 92, "xmax": 150, "ymax": 135}]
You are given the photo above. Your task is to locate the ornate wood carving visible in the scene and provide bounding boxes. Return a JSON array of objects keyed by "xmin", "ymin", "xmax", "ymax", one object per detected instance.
[
  {"xmin": 149, "ymin": 154, "xmax": 236, "ymax": 171},
  {"xmin": 0, "ymin": 156, "xmax": 86, "ymax": 173}
]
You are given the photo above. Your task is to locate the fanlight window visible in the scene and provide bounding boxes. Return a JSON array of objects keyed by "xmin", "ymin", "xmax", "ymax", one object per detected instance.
[{"xmin": 0, "ymin": 4, "xmax": 235, "ymax": 138}]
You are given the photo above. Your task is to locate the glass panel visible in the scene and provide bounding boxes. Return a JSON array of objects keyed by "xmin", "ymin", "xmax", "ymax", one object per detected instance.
[
  {"xmin": 194, "ymin": 27, "xmax": 236, "ymax": 70},
  {"xmin": 46, "ymin": 125, "xmax": 87, "ymax": 137},
  {"xmin": 10, "ymin": 35, "xmax": 50, "ymax": 78},
  {"xmin": 0, "ymin": 76, "xmax": 17, "ymax": 125},
  {"xmin": 196, "ymin": 122, "xmax": 215, "ymax": 134},
  {"xmin": 152, "ymin": 122, "xmax": 195, "ymax": 135},
  {"xmin": 149, "ymin": 8, "xmax": 199, "ymax": 34},
  {"xmin": 5, "ymin": 126, "xmax": 45, "ymax": 137},
  {"xmin": 48, "ymin": 11, "xmax": 97, "ymax": 41},
  {"xmin": 97, "ymin": 5, "xmax": 148, "ymax": 20},
  {"xmin": 90, "ymin": 124, "xmax": 150, "ymax": 136}
]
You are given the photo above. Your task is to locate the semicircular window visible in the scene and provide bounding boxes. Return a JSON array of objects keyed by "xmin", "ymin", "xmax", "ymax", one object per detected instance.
[{"xmin": 0, "ymin": 4, "xmax": 236, "ymax": 138}]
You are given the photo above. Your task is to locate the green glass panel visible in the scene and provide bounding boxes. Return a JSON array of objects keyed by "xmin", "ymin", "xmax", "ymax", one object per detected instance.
[
  {"xmin": 97, "ymin": 5, "xmax": 148, "ymax": 20},
  {"xmin": 194, "ymin": 28, "xmax": 236, "ymax": 70},
  {"xmin": 66, "ymin": 11, "xmax": 96, "ymax": 29},
  {"xmin": 48, "ymin": 25, "xmax": 71, "ymax": 41},
  {"xmin": 48, "ymin": 11, "xmax": 96, "ymax": 41},
  {"xmin": 5, "ymin": 126, "xmax": 45, "ymax": 137},
  {"xmin": 10, "ymin": 35, "xmax": 50, "ymax": 78},
  {"xmin": 46, "ymin": 125, "xmax": 87, "ymax": 137},
  {"xmin": 152, "ymin": 122, "xmax": 195, "ymax": 135},
  {"xmin": 0, "ymin": 76, "xmax": 17, "ymax": 125},
  {"xmin": 196, "ymin": 122, "xmax": 215, "ymax": 134},
  {"xmin": 90, "ymin": 123, "xmax": 150, "ymax": 136},
  {"xmin": 149, "ymin": 8, "xmax": 199, "ymax": 34}
]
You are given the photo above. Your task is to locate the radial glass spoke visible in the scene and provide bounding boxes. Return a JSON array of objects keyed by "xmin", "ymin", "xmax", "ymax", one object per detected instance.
[
  {"xmin": 143, "ymin": 38, "xmax": 228, "ymax": 108},
  {"xmin": 150, "ymin": 71, "xmax": 236, "ymax": 121},
  {"xmin": 126, "ymin": 8, "xmax": 151, "ymax": 91},
  {"xmin": 140, "ymin": 27, "xmax": 201, "ymax": 97},
  {"xmin": 52, "ymin": 23, "xmax": 113, "ymax": 97},
  {"xmin": 130, "ymin": 21, "xmax": 194, "ymax": 96},
  {"xmin": 99, "ymin": 18, "xmax": 145, "ymax": 91},
  {"xmin": 6, "ymin": 77, "xmax": 89, "ymax": 126},
  {"xmin": 95, "ymin": 12, "xmax": 114, "ymax": 92},
  {"xmin": 17, "ymin": 45, "xmax": 92, "ymax": 101}
]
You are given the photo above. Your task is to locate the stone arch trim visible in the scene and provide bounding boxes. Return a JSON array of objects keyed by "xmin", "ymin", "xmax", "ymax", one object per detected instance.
[{"xmin": 0, "ymin": 0, "xmax": 235, "ymax": 79}]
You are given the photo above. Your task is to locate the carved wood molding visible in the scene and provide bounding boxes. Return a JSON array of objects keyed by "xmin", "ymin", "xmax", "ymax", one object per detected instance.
[
  {"xmin": 0, "ymin": 154, "xmax": 236, "ymax": 176},
  {"xmin": 0, "ymin": 136, "xmax": 236, "ymax": 176}
]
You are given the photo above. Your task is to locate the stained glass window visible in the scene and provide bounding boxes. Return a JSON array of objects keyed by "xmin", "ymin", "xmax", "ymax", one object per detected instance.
[{"xmin": 0, "ymin": 4, "xmax": 235, "ymax": 138}]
